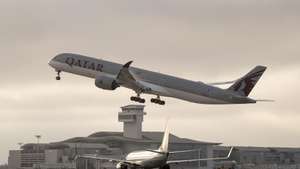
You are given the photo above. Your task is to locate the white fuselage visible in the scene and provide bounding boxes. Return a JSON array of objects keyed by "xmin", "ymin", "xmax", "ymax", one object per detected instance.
[
  {"xmin": 123, "ymin": 150, "xmax": 168, "ymax": 169},
  {"xmin": 49, "ymin": 53, "xmax": 256, "ymax": 104}
]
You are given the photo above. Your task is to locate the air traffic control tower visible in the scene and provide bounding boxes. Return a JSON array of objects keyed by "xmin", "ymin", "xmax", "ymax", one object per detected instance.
[{"xmin": 118, "ymin": 105, "xmax": 146, "ymax": 139}]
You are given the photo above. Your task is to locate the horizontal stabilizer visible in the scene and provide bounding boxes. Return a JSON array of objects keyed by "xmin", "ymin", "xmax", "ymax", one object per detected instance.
[
  {"xmin": 207, "ymin": 80, "xmax": 236, "ymax": 86},
  {"xmin": 169, "ymin": 149, "xmax": 201, "ymax": 154},
  {"xmin": 255, "ymin": 99, "xmax": 275, "ymax": 102}
]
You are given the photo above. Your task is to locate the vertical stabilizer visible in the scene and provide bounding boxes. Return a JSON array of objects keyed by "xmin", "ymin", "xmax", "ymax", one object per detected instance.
[
  {"xmin": 228, "ymin": 65, "xmax": 267, "ymax": 96},
  {"xmin": 159, "ymin": 121, "xmax": 169, "ymax": 153}
]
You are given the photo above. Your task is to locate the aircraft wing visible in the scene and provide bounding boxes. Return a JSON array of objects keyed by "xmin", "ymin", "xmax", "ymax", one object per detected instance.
[
  {"xmin": 76, "ymin": 154, "xmax": 126, "ymax": 163},
  {"xmin": 116, "ymin": 61, "xmax": 151, "ymax": 92},
  {"xmin": 167, "ymin": 147, "xmax": 233, "ymax": 164},
  {"xmin": 117, "ymin": 61, "xmax": 136, "ymax": 83},
  {"xmin": 76, "ymin": 155, "xmax": 141, "ymax": 166},
  {"xmin": 169, "ymin": 149, "xmax": 201, "ymax": 154}
]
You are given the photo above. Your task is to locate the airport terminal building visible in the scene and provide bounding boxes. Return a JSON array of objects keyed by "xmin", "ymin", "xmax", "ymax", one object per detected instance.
[{"xmin": 8, "ymin": 105, "xmax": 300, "ymax": 169}]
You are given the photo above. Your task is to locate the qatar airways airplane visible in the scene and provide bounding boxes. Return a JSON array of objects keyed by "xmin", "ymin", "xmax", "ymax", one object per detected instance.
[
  {"xmin": 49, "ymin": 53, "xmax": 268, "ymax": 105},
  {"xmin": 76, "ymin": 124, "xmax": 233, "ymax": 169}
]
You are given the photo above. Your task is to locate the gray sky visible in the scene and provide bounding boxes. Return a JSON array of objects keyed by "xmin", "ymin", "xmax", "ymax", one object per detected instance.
[{"xmin": 1, "ymin": 0, "xmax": 300, "ymax": 164}]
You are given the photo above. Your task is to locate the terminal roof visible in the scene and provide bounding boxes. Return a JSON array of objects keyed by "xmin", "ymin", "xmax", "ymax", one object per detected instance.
[{"xmin": 60, "ymin": 131, "xmax": 220, "ymax": 145}]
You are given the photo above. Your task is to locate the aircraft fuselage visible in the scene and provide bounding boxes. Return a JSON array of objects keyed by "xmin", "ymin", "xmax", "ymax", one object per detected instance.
[
  {"xmin": 123, "ymin": 150, "xmax": 168, "ymax": 169},
  {"xmin": 49, "ymin": 53, "xmax": 257, "ymax": 104}
]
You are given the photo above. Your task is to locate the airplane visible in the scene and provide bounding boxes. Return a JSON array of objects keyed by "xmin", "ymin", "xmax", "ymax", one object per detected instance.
[
  {"xmin": 75, "ymin": 124, "xmax": 234, "ymax": 169},
  {"xmin": 49, "ymin": 53, "xmax": 268, "ymax": 105}
]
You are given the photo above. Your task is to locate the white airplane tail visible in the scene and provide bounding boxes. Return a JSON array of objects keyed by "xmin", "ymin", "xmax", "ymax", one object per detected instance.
[
  {"xmin": 228, "ymin": 65, "xmax": 267, "ymax": 96},
  {"xmin": 158, "ymin": 122, "xmax": 169, "ymax": 153}
]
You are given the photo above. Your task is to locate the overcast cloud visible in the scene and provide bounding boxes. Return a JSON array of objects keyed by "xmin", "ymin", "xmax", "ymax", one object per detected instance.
[{"xmin": 0, "ymin": 0, "xmax": 300, "ymax": 164}]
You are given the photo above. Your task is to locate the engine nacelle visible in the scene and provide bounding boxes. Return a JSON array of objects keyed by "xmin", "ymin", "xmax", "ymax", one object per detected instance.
[{"xmin": 95, "ymin": 75, "xmax": 119, "ymax": 90}]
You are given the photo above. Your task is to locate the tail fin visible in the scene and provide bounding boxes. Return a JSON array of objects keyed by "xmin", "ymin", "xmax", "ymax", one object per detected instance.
[
  {"xmin": 158, "ymin": 122, "xmax": 169, "ymax": 153},
  {"xmin": 228, "ymin": 65, "xmax": 267, "ymax": 96}
]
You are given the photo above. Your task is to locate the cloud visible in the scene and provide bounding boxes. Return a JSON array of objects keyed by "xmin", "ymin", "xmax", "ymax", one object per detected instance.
[{"xmin": 1, "ymin": 0, "xmax": 300, "ymax": 164}]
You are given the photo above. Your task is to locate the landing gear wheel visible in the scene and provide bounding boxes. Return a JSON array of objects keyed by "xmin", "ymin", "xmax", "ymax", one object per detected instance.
[
  {"xmin": 56, "ymin": 76, "xmax": 61, "ymax": 80},
  {"xmin": 130, "ymin": 96, "xmax": 136, "ymax": 101},
  {"xmin": 151, "ymin": 97, "xmax": 165, "ymax": 105},
  {"xmin": 130, "ymin": 96, "xmax": 146, "ymax": 103},
  {"xmin": 139, "ymin": 98, "xmax": 145, "ymax": 103},
  {"xmin": 159, "ymin": 100, "xmax": 165, "ymax": 105}
]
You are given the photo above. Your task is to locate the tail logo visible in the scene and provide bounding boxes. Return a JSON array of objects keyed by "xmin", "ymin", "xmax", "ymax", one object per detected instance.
[{"xmin": 233, "ymin": 70, "xmax": 265, "ymax": 96}]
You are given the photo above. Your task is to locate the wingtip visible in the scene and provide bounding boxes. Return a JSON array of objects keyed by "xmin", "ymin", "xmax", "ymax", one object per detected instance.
[
  {"xmin": 123, "ymin": 61, "xmax": 133, "ymax": 68},
  {"xmin": 255, "ymin": 99, "xmax": 275, "ymax": 102}
]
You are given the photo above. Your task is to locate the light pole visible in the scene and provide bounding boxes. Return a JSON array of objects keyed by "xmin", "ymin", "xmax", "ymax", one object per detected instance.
[
  {"xmin": 35, "ymin": 135, "xmax": 41, "ymax": 169},
  {"xmin": 198, "ymin": 148, "xmax": 201, "ymax": 169}
]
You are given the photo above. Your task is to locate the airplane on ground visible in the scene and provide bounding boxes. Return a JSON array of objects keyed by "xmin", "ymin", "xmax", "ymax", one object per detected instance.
[
  {"xmin": 76, "ymin": 125, "xmax": 234, "ymax": 169},
  {"xmin": 49, "ymin": 53, "xmax": 268, "ymax": 105}
]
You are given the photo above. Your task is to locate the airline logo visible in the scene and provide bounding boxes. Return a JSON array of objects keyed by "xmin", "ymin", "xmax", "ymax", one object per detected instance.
[
  {"xmin": 65, "ymin": 57, "xmax": 104, "ymax": 72},
  {"xmin": 233, "ymin": 70, "xmax": 265, "ymax": 96}
]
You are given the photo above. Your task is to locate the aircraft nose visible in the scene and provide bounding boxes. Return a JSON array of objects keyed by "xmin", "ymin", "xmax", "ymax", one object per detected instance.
[
  {"xmin": 48, "ymin": 59, "xmax": 55, "ymax": 67},
  {"xmin": 49, "ymin": 53, "xmax": 68, "ymax": 68}
]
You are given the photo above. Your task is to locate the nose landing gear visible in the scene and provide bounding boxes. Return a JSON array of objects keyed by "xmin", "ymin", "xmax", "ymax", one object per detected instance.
[{"xmin": 56, "ymin": 70, "xmax": 61, "ymax": 80}]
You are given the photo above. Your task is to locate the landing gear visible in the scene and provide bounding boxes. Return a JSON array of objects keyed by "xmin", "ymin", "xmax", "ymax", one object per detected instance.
[
  {"xmin": 120, "ymin": 164, "xmax": 128, "ymax": 169},
  {"xmin": 130, "ymin": 92, "xmax": 145, "ymax": 103},
  {"xmin": 130, "ymin": 96, "xmax": 145, "ymax": 103},
  {"xmin": 150, "ymin": 96, "xmax": 165, "ymax": 105},
  {"xmin": 160, "ymin": 164, "xmax": 170, "ymax": 169},
  {"xmin": 56, "ymin": 70, "xmax": 61, "ymax": 80}
]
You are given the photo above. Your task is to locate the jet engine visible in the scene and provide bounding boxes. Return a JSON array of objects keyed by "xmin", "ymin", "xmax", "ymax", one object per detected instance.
[
  {"xmin": 95, "ymin": 75, "xmax": 119, "ymax": 90},
  {"xmin": 116, "ymin": 162, "xmax": 128, "ymax": 169}
]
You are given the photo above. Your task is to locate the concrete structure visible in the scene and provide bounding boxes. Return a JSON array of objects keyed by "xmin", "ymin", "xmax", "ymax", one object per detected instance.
[
  {"xmin": 71, "ymin": 104, "xmax": 219, "ymax": 169},
  {"xmin": 118, "ymin": 105, "xmax": 146, "ymax": 139},
  {"xmin": 8, "ymin": 132, "xmax": 217, "ymax": 169},
  {"xmin": 8, "ymin": 143, "xmax": 75, "ymax": 169},
  {"xmin": 14, "ymin": 144, "xmax": 45, "ymax": 169},
  {"xmin": 75, "ymin": 131, "xmax": 218, "ymax": 169},
  {"xmin": 213, "ymin": 146, "xmax": 300, "ymax": 169},
  {"xmin": 8, "ymin": 144, "xmax": 47, "ymax": 169},
  {"xmin": 8, "ymin": 105, "xmax": 218, "ymax": 169},
  {"xmin": 8, "ymin": 151, "xmax": 20, "ymax": 169},
  {"xmin": 8, "ymin": 105, "xmax": 300, "ymax": 169},
  {"xmin": 0, "ymin": 164, "xmax": 8, "ymax": 169}
]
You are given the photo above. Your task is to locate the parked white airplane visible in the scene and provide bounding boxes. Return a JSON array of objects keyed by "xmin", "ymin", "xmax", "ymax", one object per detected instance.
[
  {"xmin": 49, "ymin": 53, "xmax": 268, "ymax": 105},
  {"xmin": 76, "ymin": 125, "xmax": 233, "ymax": 169}
]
